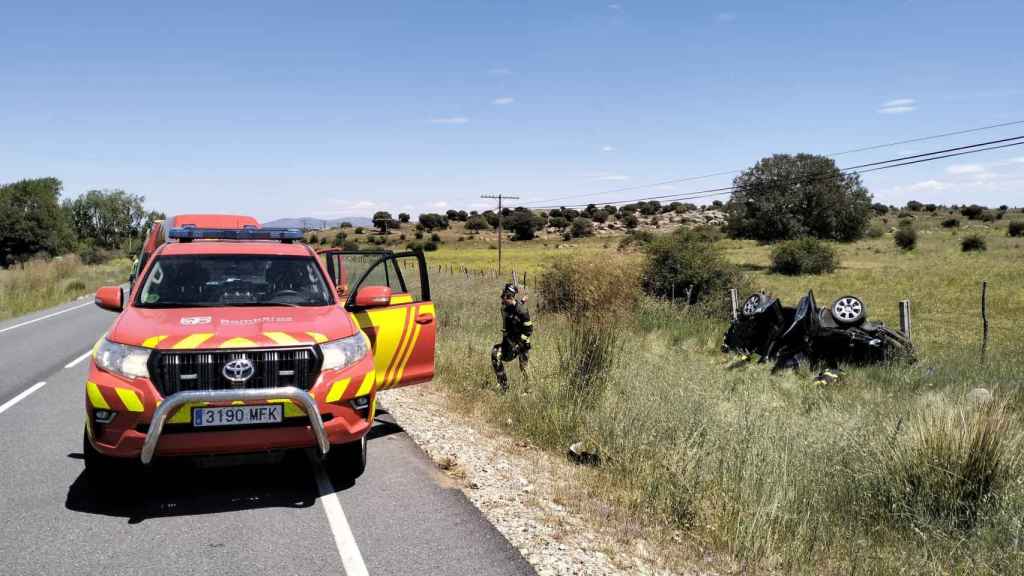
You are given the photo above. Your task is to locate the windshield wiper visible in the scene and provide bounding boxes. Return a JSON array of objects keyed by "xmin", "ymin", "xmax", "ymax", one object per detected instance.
[
  {"xmin": 137, "ymin": 302, "xmax": 219, "ymax": 308},
  {"xmin": 228, "ymin": 301, "xmax": 303, "ymax": 308}
]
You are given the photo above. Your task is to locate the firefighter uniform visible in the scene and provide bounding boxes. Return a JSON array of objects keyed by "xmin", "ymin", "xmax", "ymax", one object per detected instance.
[{"xmin": 492, "ymin": 297, "xmax": 533, "ymax": 391}]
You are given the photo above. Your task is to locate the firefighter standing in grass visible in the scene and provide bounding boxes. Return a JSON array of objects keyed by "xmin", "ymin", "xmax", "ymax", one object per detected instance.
[{"xmin": 492, "ymin": 283, "xmax": 532, "ymax": 392}]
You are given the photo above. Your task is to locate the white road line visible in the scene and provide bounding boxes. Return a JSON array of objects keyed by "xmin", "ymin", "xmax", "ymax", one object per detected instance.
[
  {"xmin": 310, "ymin": 454, "xmax": 370, "ymax": 576},
  {"xmin": 0, "ymin": 382, "xmax": 47, "ymax": 416},
  {"xmin": 0, "ymin": 301, "xmax": 92, "ymax": 336},
  {"xmin": 65, "ymin": 349, "xmax": 94, "ymax": 369}
]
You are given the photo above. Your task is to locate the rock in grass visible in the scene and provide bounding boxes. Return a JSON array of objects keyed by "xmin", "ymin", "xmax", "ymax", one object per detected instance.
[
  {"xmin": 967, "ymin": 388, "xmax": 993, "ymax": 405},
  {"xmin": 568, "ymin": 442, "xmax": 600, "ymax": 466}
]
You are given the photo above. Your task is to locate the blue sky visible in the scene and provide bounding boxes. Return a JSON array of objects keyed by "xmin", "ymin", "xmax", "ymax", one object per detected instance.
[{"xmin": 2, "ymin": 1, "xmax": 1022, "ymax": 221}]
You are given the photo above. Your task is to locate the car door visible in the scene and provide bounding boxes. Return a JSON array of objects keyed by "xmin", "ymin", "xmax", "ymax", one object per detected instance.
[{"xmin": 326, "ymin": 250, "xmax": 435, "ymax": 390}]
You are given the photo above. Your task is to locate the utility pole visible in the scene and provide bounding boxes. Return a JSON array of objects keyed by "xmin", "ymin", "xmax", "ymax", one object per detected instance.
[{"xmin": 480, "ymin": 194, "xmax": 519, "ymax": 275}]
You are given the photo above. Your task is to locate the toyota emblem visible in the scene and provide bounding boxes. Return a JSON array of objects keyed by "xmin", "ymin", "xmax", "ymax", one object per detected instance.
[{"xmin": 222, "ymin": 358, "xmax": 255, "ymax": 383}]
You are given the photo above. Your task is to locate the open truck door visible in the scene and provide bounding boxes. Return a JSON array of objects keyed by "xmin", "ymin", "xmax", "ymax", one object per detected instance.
[{"xmin": 321, "ymin": 249, "xmax": 435, "ymax": 390}]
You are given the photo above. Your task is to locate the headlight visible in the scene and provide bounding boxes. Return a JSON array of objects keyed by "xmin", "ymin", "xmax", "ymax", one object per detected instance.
[
  {"xmin": 320, "ymin": 333, "xmax": 369, "ymax": 372},
  {"xmin": 94, "ymin": 339, "xmax": 151, "ymax": 379}
]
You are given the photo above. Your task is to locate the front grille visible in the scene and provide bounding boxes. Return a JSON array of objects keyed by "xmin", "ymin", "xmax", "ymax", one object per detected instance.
[{"xmin": 149, "ymin": 347, "xmax": 322, "ymax": 397}]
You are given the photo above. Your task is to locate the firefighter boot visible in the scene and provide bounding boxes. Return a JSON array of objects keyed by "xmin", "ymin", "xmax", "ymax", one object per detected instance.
[{"xmin": 491, "ymin": 344, "xmax": 509, "ymax": 392}]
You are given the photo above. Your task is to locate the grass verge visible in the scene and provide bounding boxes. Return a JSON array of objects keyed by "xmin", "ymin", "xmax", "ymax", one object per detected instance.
[{"xmin": 0, "ymin": 255, "xmax": 131, "ymax": 321}]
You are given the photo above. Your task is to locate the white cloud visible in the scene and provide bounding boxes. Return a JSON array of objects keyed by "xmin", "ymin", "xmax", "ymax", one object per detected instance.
[
  {"xmin": 946, "ymin": 163, "xmax": 985, "ymax": 175},
  {"xmin": 601, "ymin": 145, "xmax": 615, "ymax": 152},
  {"xmin": 592, "ymin": 174, "xmax": 629, "ymax": 181},
  {"xmin": 429, "ymin": 201, "xmax": 448, "ymax": 209},
  {"xmin": 716, "ymin": 12, "xmax": 736, "ymax": 22},
  {"xmin": 430, "ymin": 116, "xmax": 469, "ymax": 124},
  {"xmin": 1011, "ymin": 156, "xmax": 1024, "ymax": 164},
  {"xmin": 493, "ymin": 96, "xmax": 515, "ymax": 105},
  {"xmin": 879, "ymin": 98, "xmax": 916, "ymax": 114},
  {"xmin": 488, "ymin": 67, "xmax": 512, "ymax": 76},
  {"xmin": 883, "ymin": 98, "xmax": 915, "ymax": 107}
]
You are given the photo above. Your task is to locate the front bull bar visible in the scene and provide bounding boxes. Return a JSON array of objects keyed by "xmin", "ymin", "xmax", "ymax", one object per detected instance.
[{"xmin": 140, "ymin": 387, "xmax": 330, "ymax": 465}]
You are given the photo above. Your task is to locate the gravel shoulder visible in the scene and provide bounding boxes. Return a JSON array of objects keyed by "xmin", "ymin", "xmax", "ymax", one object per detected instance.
[{"xmin": 379, "ymin": 385, "xmax": 720, "ymax": 576}]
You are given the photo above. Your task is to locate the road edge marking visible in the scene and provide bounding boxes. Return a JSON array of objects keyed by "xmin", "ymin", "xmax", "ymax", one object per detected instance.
[
  {"xmin": 0, "ymin": 301, "xmax": 93, "ymax": 336},
  {"xmin": 0, "ymin": 381, "xmax": 47, "ymax": 415},
  {"xmin": 65, "ymin": 349, "xmax": 94, "ymax": 369},
  {"xmin": 310, "ymin": 454, "xmax": 370, "ymax": 576}
]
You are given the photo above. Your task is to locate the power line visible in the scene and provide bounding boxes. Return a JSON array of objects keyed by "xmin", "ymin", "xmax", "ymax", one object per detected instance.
[
  {"xmin": 522, "ymin": 118, "xmax": 1024, "ymax": 207},
  {"xmin": 529, "ymin": 136, "xmax": 1024, "ymax": 209}
]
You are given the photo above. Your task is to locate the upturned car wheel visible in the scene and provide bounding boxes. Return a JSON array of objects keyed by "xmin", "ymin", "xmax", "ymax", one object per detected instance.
[
  {"xmin": 831, "ymin": 296, "xmax": 866, "ymax": 326},
  {"xmin": 741, "ymin": 293, "xmax": 764, "ymax": 317}
]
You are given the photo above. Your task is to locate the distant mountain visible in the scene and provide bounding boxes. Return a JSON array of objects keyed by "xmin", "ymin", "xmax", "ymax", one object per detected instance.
[{"xmin": 262, "ymin": 216, "xmax": 373, "ymax": 229}]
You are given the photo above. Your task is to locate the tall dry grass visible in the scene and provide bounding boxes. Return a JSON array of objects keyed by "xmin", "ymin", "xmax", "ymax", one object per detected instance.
[
  {"xmin": 0, "ymin": 255, "xmax": 131, "ymax": 321},
  {"xmin": 427, "ymin": 257, "xmax": 1024, "ymax": 575}
]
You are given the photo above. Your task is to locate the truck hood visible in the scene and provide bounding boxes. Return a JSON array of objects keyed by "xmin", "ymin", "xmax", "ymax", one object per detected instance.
[{"xmin": 108, "ymin": 306, "xmax": 355, "ymax": 350}]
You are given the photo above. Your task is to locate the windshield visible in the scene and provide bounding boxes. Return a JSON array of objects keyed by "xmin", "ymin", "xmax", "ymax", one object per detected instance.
[{"xmin": 135, "ymin": 254, "xmax": 333, "ymax": 308}]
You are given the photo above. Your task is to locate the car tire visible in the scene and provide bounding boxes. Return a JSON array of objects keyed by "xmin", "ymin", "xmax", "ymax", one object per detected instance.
[
  {"xmin": 741, "ymin": 293, "xmax": 765, "ymax": 317},
  {"xmin": 327, "ymin": 436, "xmax": 367, "ymax": 480},
  {"xmin": 831, "ymin": 296, "xmax": 866, "ymax": 326}
]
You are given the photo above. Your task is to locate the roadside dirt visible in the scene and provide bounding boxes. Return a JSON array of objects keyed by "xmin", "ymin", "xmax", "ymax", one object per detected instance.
[{"xmin": 379, "ymin": 386, "xmax": 720, "ymax": 576}]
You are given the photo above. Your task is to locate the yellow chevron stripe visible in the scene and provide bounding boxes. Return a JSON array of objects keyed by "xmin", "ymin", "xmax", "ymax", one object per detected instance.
[
  {"xmin": 92, "ymin": 336, "xmax": 105, "ymax": 357},
  {"xmin": 356, "ymin": 371, "xmax": 375, "ymax": 396},
  {"xmin": 264, "ymin": 331, "xmax": 301, "ymax": 345},
  {"xmin": 306, "ymin": 331, "xmax": 328, "ymax": 343},
  {"xmin": 383, "ymin": 306, "xmax": 416, "ymax": 386},
  {"xmin": 168, "ymin": 402, "xmax": 209, "ymax": 424},
  {"xmin": 115, "ymin": 388, "xmax": 144, "ymax": 412},
  {"xmin": 392, "ymin": 321, "xmax": 422, "ymax": 387},
  {"xmin": 220, "ymin": 337, "xmax": 258, "ymax": 348},
  {"xmin": 326, "ymin": 378, "xmax": 352, "ymax": 403},
  {"xmin": 390, "ymin": 293, "xmax": 414, "ymax": 305},
  {"xmin": 369, "ymin": 395, "xmax": 377, "ymax": 423},
  {"xmin": 141, "ymin": 335, "xmax": 168, "ymax": 348},
  {"xmin": 86, "ymin": 382, "xmax": 110, "ymax": 410},
  {"xmin": 267, "ymin": 399, "xmax": 305, "ymax": 417},
  {"xmin": 172, "ymin": 333, "xmax": 214, "ymax": 349}
]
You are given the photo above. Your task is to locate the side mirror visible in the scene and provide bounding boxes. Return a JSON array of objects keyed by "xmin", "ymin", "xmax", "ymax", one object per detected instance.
[
  {"xmin": 353, "ymin": 285, "xmax": 392, "ymax": 308},
  {"xmin": 95, "ymin": 286, "xmax": 124, "ymax": 313}
]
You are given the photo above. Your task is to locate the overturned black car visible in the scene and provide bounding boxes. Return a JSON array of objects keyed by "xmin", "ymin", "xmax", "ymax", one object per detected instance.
[{"xmin": 722, "ymin": 291, "xmax": 914, "ymax": 372}]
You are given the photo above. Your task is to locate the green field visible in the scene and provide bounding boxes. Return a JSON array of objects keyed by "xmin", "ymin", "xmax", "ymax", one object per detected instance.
[{"xmin": 423, "ymin": 210, "xmax": 1024, "ymax": 575}]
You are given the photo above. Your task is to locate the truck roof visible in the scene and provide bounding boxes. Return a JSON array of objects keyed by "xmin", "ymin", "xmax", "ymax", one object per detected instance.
[
  {"xmin": 169, "ymin": 214, "xmax": 260, "ymax": 229},
  {"xmin": 158, "ymin": 241, "xmax": 315, "ymax": 257}
]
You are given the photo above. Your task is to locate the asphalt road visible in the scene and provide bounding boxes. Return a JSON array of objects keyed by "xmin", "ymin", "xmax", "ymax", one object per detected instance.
[{"xmin": 0, "ymin": 298, "xmax": 536, "ymax": 576}]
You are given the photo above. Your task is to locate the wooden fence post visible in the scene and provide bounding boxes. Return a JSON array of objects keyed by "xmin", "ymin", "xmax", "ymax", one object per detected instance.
[
  {"xmin": 981, "ymin": 281, "xmax": 989, "ymax": 358},
  {"xmin": 899, "ymin": 300, "xmax": 912, "ymax": 340}
]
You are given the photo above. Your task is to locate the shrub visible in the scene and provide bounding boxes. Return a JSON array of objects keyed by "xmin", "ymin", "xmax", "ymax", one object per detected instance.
[
  {"xmin": 548, "ymin": 216, "xmax": 569, "ymax": 230},
  {"xmin": 865, "ymin": 222, "xmax": 885, "ymax": 238},
  {"xmin": 430, "ymin": 232, "xmax": 441, "ymax": 242},
  {"xmin": 354, "ymin": 227, "xmax": 365, "ymax": 234},
  {"xmin": 63, "ymin": 278, "xmax": 86, "ymax": 294},
  {"xmin": 617, "ymin": 230, "xmax": 655, "ymax": 251},
  {"xmin": 941, "ymin": 218, "xmax": 960, "ymax": 229},
  {"xmin": 557, "ymin": 316, "xmax": 617, "ymax": 405},
  {"xmin": 980, "ymin": 211, "xmax": 995, "ymax": 223},
  {"xmin": 770, "ymin": 237, "xmax": 838, "ymax": 275},
  {"xmin": 1009, "ymin": 221, "xmax": 1024, "ymax": 237},
  {"xmin": 642, "ymin": 228, "xmax": 745, "ymax": 314},
  {"xmin": 340, "ymin": 240, "xmax": 359, "ymax": 251},
  {"xmin": 570, "ymin": 217, "xmax": 594, "ymax": 238},
  {"xmin": 537, "ymin": 252, "xmax": 641, "ymax": 318},
  {"xmin": 506, "ymin": 209, "xmax": 544, "ymax": 240},
  {"xmin": 308, "ymin": 233, "xmax": 319, "ymax": 244},
  {"xmin": 894, "ymin": 225, "xmax": 917, "ymax": 251},
  {"xmin": 868, "ymin": 401, "xmax": 1016, "ymax": 530},
  {"xmin": 961, "ymin": 234, "xmax": 987, "ymax": 252},
  {"xmin": 960, "ymin": 205, "xmax": 985, "ymax": 220},
  {"xmin": 423, "ymin": 241, "xmax": 438, "ymax": 251}
]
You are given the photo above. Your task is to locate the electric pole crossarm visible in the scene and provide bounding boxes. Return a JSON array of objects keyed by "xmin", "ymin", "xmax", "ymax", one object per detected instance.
[{"xmin": 480, "ymin": 194, "xmax": 519, "ymax": 275}]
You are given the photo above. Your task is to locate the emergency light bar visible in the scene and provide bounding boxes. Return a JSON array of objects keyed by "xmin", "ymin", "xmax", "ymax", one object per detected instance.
[{"xmin": 168, "ymin": 227, "xmax": 304, "ymax": 243}]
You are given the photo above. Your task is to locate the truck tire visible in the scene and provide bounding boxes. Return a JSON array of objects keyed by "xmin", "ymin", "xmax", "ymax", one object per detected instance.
[{"xmin": 327, "ymin": 437, "xmax": 367, "ymax": 480}]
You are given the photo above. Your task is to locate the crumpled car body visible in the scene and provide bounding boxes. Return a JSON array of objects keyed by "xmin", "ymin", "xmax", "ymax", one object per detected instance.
[{"xmin": 723, "ymin": 290, "xmax": 913, "ymax": 370}]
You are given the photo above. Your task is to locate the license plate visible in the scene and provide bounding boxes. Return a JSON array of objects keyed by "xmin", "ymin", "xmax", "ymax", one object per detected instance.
[{"xmin": 193, "ymin": 405, "xmax": 283, "ymax": 428}]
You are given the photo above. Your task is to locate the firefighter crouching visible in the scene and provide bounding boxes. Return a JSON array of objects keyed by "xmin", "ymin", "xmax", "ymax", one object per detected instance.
[{"xmin": 492, "ymin": 283, "xmax": 532, "ymax": 392}]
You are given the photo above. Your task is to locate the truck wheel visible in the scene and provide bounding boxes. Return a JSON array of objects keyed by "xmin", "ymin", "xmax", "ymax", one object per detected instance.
[
  {"xmin": 83, "ymin": 429, "xmax": 119, "ymax": 480},
  {"xmin": 831, "ymin": 296, "xmax": 866, "ymax": 326},
  {"xmin": 327, "ymin": 437, "xmax": 367, "ymax": 479}
]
